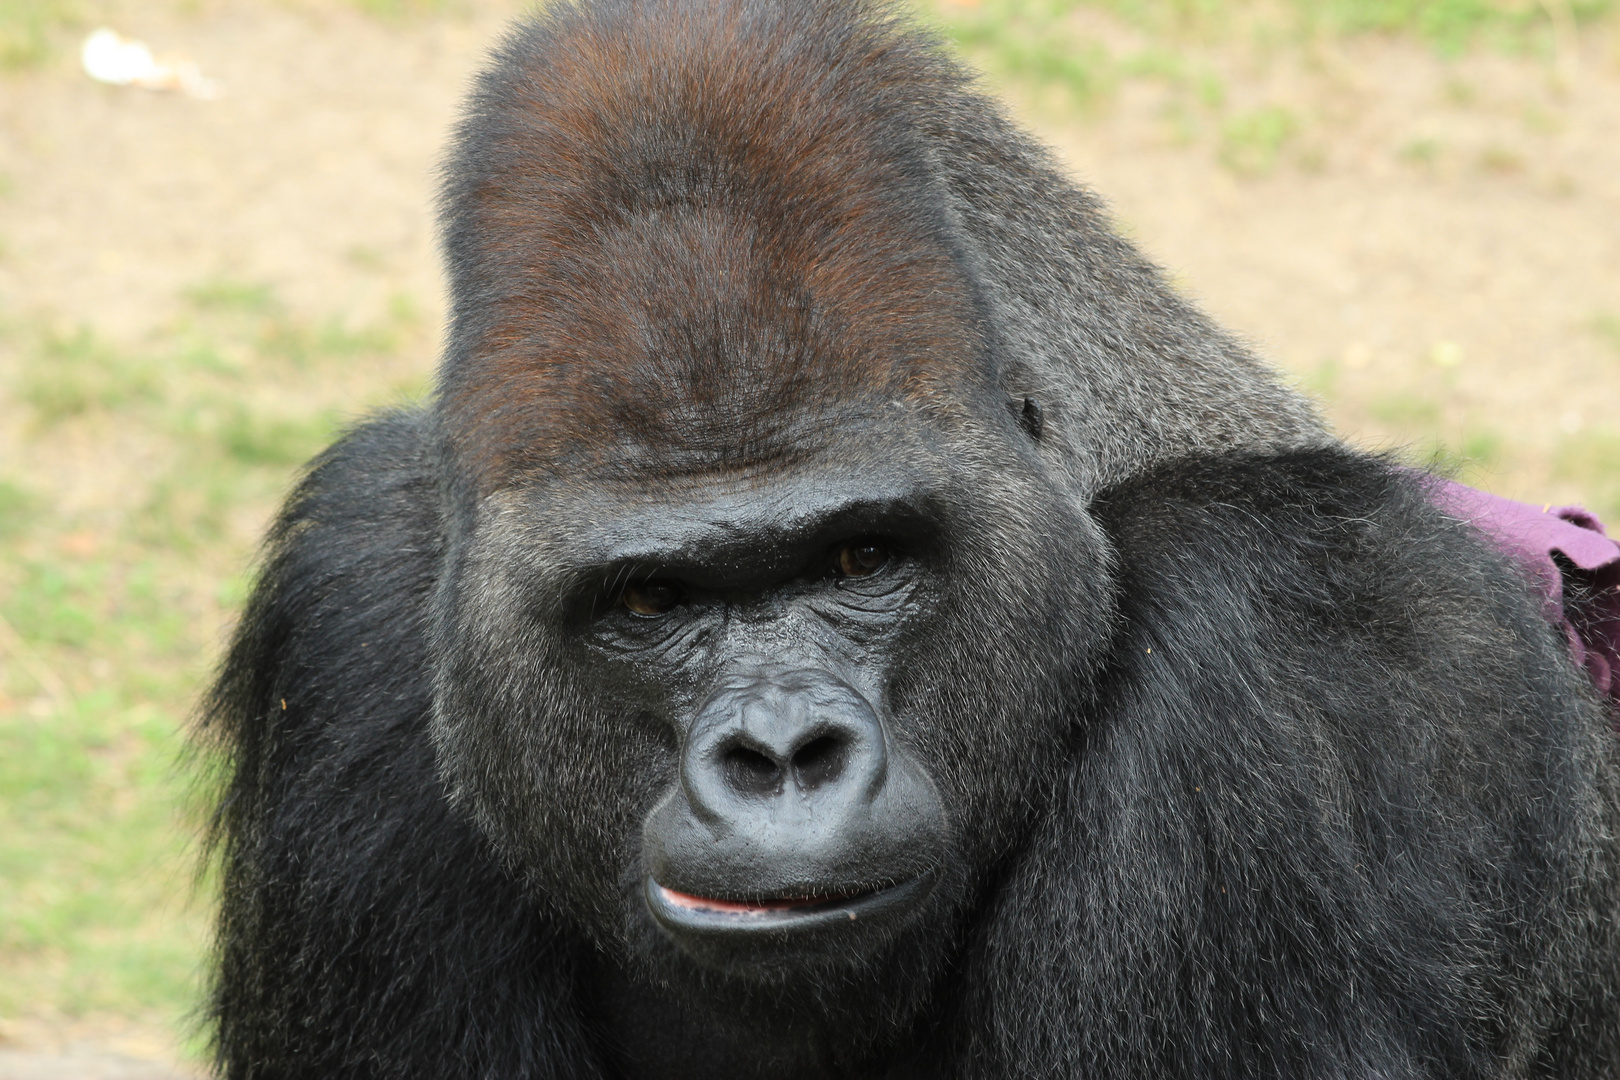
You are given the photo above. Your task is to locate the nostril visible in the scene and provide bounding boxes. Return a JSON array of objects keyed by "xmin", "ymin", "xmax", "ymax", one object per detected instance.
[
  {"xmin": 721, "ymin": 746, "xmax": 783, "ymax": 796},
  {"xmin": 792, "ymin": 735, "xmax": 848, "ymax": 791}
]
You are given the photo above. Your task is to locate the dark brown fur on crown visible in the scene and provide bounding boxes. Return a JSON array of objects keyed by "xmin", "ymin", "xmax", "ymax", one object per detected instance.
[{"xmin": 439, "ymin": 0, "xmax": 986, "ymax": 488}]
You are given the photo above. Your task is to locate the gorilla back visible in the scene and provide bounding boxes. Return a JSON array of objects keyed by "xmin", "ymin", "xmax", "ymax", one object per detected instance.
[{"xmin": 203, "ymin": 1, "xmax": 1620, "ymax": 1077}]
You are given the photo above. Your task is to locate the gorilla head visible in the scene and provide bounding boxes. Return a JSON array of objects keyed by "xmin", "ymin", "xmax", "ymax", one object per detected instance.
[{"xmin": 426, "ymin": 1, "xmax": 1115, "ymax": 993}]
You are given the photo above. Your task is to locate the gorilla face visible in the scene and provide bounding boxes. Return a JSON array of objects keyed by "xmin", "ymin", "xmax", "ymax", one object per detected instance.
[
  {"xmin": 430, "ymin": 409, "xmax": 1116, "ymax": 981},
  {"xmin": 629, "ymin": 520, "xmax": 948, "ymax": 969}
]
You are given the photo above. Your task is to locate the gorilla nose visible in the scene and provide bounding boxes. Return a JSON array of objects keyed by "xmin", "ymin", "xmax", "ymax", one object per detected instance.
[
  {"xmin": 684, "ymin": 669, "xmax": 887, "ymax": 817},
  {"xmin": 720, "ymin": 726, "xmax": 852, "ymax": 796}
]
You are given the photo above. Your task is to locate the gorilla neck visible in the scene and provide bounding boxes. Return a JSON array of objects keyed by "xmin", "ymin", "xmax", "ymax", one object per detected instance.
[{"xmin": 579, "ymin": 948, "xmax": 936, "ymax": 1080}]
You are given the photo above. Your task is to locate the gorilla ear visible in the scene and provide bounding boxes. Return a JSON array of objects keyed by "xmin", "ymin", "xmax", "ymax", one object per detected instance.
[{"xmin": 1013, "ymin": 396, "xmax": 1044, "ymax": 443}]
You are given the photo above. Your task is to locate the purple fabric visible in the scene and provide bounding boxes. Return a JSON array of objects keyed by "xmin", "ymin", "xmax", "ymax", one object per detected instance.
[{"xmin": 1431, "ymin": 480, "xmax": 1620, "ymax": 728}]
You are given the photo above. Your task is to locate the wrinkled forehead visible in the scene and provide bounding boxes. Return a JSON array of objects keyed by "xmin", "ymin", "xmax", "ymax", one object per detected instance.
[{"xmin": 476, "ymin": 417, "xmax": 957, "ymax": 591}]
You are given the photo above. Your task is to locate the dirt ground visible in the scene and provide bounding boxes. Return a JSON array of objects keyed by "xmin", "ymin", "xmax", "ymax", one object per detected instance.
[
  {"xmin": 1039, "ymin": 7, "xmax": 1620, "ymax": 505},
  {"xmin": 0, "ymin": 1, "xmax": 1616, "ymax": 1075},
  {"xmin": 0, "ymin": 1016, "xmax": 195, "ymax": 1080}
]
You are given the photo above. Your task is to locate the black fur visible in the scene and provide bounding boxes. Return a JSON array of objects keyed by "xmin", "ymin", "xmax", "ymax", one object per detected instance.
[
  {"xmin": 948, "ymin": 452, "xmax": 1620, "ymax": 1077},
  {"xmin": 201, "ymin": 1, "xmax": 1620, "ymax": 1077},
  {"xmin": 205, "ymin": 421, "xmax": 1620, "ymax": 1077},
  {"xmin": 205, "ymin": 416, "xmax": 600, "ymax": 1077}
]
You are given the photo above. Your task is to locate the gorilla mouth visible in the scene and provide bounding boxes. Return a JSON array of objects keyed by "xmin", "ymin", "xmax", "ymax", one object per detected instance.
[
  {"xmin": 645, "ymin": 876, "xmax": 931, "ymax": 936},
  {"xmin": 655, "ymin": 883, "xmax": 874, "ymax": 916}
]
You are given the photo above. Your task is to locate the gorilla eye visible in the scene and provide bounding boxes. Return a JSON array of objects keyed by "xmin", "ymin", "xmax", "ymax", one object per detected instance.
[
  {"xmin": 622, "ymin": 580, "xmax": 683, "ymax": 617},
  {"xmin": 833, "ymin": 540, "xmax": 889, "ymax": 579}
]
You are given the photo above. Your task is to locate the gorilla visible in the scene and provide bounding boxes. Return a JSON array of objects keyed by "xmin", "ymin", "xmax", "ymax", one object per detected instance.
[{"xmin": 202, "ymin": 0, "xmax": 1620, "ymax": 1076}]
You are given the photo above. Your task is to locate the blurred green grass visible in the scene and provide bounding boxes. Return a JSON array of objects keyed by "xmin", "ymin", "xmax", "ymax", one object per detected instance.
[
  {"xmin": 0, "ymin": 0, "xmax": 1616, "ymax": 1054},
  {"xmin": 0, "ymin": 0, "xmax": 463, "ymax": 70},
  {"xmin": 929, "ymin": 0, "xmax": 1613, "ymax": 175},
  {"xmin": 0, "ymin": 280, "xmax": 428, "ymax": 1039},
  {"xmin": 933, "ymin": 0, "xmax": 1614, "ymax": 64},
  {"xmin": 0, "ymin": 0, "xmax": 79, "ymax": 68}
]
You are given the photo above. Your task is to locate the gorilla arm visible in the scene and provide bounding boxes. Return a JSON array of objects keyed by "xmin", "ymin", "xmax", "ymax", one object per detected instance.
[
  {"xmin": 201, "ymin": 410, "xmax": 605, "ymax": 1080},
  {"xmin": 941, "ymin": 448, "xmax": 1620, "ymax": 1080}
]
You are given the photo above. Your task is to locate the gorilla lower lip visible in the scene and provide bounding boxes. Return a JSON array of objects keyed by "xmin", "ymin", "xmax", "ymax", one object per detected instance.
[
  {"xmin": 646, "ymin": 875, "xmax": 931, "ymax": 939},
  {"xmin": 655, "ymin": 883, "xmax": 868, "ymax": 916}
]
